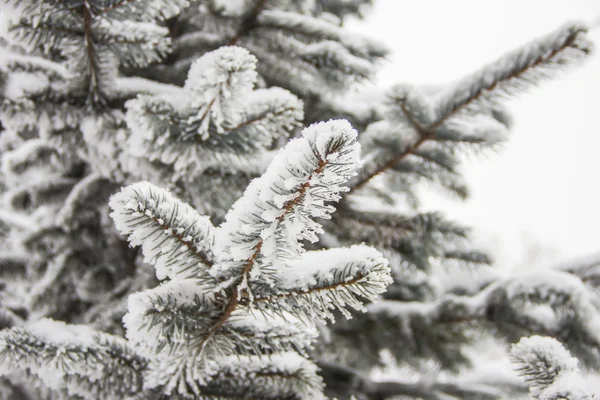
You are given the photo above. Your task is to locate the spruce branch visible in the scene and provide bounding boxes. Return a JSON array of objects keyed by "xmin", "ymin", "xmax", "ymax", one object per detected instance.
[
  {"xmin": 82, "ymin": 0, "xmax": 101, "ymax": 102},
  {"xmin": 124, "ymin": 279, "xmax": 316, "ymax": 359},
  {"xmin": 350, "ymin": 22, "xmax": 593, "ymax": 192},
  {"xmin": 214, "ymin": 119, "xmax": 362, "ymax": 287},
  {"xmin": 0, "ymin": 319, "xmax": 147, "ymax": 399},
  {"xmin": 95, "ymin": 0, "xmax": 138, "ymax": 14},
  {"xmin": 56, "ymin": 173, "xmax": 113, "ymax": 230},
  {"xmin": 318, "ymin": 360, "xmax": 518, "ymax": 400},
  {"xmin": 228, "ymin": 0, "xmax": 268, "ymax": 46},
  {"xmin": 434, "ymin": 23, "xmax": 592, "ymax": 124},
  {"xmin": 353, "ymin": 269, "xmax": 600, "ymax": 370},
  {"xmin": 0, "ymin": 252, "xmax": 28, "ymax": 280},
  {"xmin": 5, "ymin": 176, "xmax": 77, "ymax": 212},
  {"xmin": 5, "ymin": 0, "xmax": 185, "ymax": 102},
  {"xmin": 110, "ymin": 119, "xmax": 390, "ymax": 398},
  {"xmin": 0, "ymin": 138, "xmax": 64, "ymax": 186},
  {"xmin": 251, "ymin": 246, "xmax": 391, "ymax": 321},
  {"xmin": 109, "ymin": 181, "xmax": 216, "ymax": 281},
  {"xmin": 330, "ymin": 208, "xmax": 479, "ymax": 272},
  {"xmin": 153, "ymin": 1, "xmax": 386, "ymax": 93},
  {"xmin": 0, "ymin": 307, "xmax": 24, "ymax": 330},
  {"xmin": 200, "ymin": 353, "xmax": 325, "ymax": 400},
  {"xmin": 195, "ymin": 119, "xmax": 364, "ymax": 357},
  {"xmin": 511, "ymin": 336, "xmax": 592, "ymax": 400},
  {"xmin": 553, "ymin": 252, "xmax": 600, "ymax": 287},
  {"xmin": 254, "ymin": 10, "xmax": 387, "ymax": 60},
  {"xmin": 125, "ymin": 46, "xmax": 303, "ymax": 181},
  {"xmin": 90, "ymin": 0, "xmax": 188, "ymax": 19},
  {"xmin": 145, "ymin": 352, "xmax": 325, "ymax": 400}
]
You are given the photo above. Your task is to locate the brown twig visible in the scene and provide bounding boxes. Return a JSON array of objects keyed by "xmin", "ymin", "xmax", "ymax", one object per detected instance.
[
  {"xmin": 253, "ymin": 273, "xmax": 364, "ymax": 303},
  {"xmin": 149, "ymin": 215, "xmax": 213, "ymax": 268}
]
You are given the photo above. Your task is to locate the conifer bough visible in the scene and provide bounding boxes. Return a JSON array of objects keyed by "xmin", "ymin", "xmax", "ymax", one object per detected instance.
[{"xmin": 0, "ymin": 0, "xmax": 596, "ymax": 399}]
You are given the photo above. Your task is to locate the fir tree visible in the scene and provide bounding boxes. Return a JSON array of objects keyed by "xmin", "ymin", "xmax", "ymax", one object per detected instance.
[{"xmin": 0, "ymin": 0, "xmax": 597, "ymax": 399}]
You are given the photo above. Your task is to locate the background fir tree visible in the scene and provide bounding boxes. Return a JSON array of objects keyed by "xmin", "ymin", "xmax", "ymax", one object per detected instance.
[{"xmin": 0, "ymin": 1, "xmax": 597, "ymax": 399}]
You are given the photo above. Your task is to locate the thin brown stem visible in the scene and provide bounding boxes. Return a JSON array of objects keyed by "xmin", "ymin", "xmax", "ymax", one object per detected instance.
[
  {"xmin": 254, "ymin": 273, "xmax": 364, "ymax": 303},
  {"xmin": 351, "ymin": 102, "xmax": 434, "ymax": 192},
  {"xmin": 149, "ymin": 216, "xmax": 213, "ymax": 268},
  {"xmin": 352, "ymin": 131, "xmax": 433, "ymax": 192}
]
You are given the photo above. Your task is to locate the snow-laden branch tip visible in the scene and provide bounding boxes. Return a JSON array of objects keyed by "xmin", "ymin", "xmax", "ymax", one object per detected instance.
[
  {"xmin": 434, "ymin": 22, "xmax": 593, "ymax": 124},
  {"xmin": 125, "ymin": 46, "xmax": 303, "ymax": 180},
  {"xmin": 109, "ymin": 181, "xmax": 216, "ymax": 281},
  {"xmin": 253, "ymin": 245, "xmax": 392, "ymax": 321},
  {"xmin": 214, "ymin": 119, "xmax": 362, "ymax": 288},
  {"xmin": 511, "ymin": 336, "xmax": 591, "ymax": 400}
]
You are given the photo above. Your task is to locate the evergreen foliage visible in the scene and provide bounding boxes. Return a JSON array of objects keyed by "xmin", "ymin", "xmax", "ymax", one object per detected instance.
[
  {"xmin": 0, "ymin": 0, "xmax": 596, "ymax": 399},
  {"xmin": 511, "ymin": 335, "xmax": 592, "ymax": 399}
]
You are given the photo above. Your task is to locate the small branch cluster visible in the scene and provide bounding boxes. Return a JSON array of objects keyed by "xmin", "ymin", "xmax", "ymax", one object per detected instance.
[
  {"xmin": 511, "ymin": 335, "xmax": 592, "ymax": 399},
  {"xmin": 0, "ymin": 119, "xmax": 392, "ymax": 399}
]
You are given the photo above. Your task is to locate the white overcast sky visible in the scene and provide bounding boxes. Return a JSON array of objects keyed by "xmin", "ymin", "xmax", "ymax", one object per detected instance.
[{"xmin": 349, "ymin": 0, "xmax": 600, "ymax": 269}]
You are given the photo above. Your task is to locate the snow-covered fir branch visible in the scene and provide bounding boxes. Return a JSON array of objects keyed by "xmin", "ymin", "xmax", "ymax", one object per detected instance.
[
  {"xmin": 0, "ymin": 0, "xmax": 597, "ymax": 398},
  {"xmin": 351, "ymin": 22, "xmax": 593, "ymax": 193},
  {"xmin": 511, "ymin": 336, "xmax": 593, "ymax": 400},
  {"xmin": 0, "ymin": 118, "xmax": 392, "ymax": 398}
]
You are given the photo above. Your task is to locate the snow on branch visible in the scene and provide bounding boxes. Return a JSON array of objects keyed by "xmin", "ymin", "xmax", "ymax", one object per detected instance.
[
  {"xmin": 214, "ymin": 119, "xmax": 362, "ymax": 289},
  {"xmin": 5, "ymin": 0, "xmax": 186, "ymax": 101},
  {"xmin": 0, "ymin": 139, "xmax": 61, "ymax": 185},
  {"xmin": 0, "ymin": 252, "xmax": 28, "ymax": 281},
  {"xmin": 356, "ymin": 269, "xmax": 600, "ymax": 371},
  {"xmin": 168, "ymin": 3, "xmax": 386, "ymax": 95},
  {"xmin": 92, "ymin": 19, "xmax": 171, "ymax": 68},
  {"xmin": 330, "ymin": 207, "xmax": 476, "ymax": 271},
  {"xmin": 0, "ymin": 46, "xmax": 81, "ymax": 131},
  {"xmin": 109, "ymin": 181, "xmax": 216, "ymax": 281},
  {"xmin": 124, "ymin": 276, "xmax": 317, "ymax": 361},
  {"xmin": 351, "ymin": 22, "xmax": 593, "ymax": 192},
  {"xmin": 56, "ymin": 173, "xmax": 113, "ymax": 230},
  {"xmin": 251, "ymin": 245, "xmax": 391, "ymax": 321},
  {"xmin": 199, "ymin": 353, "xmax": 325, "ymax": 400},
  {"xmin": 125, "ymin": 46, "xmax": 303, "ymax": 180},
  {"xmin": 318, "ymin": 360, "xmax": 514, "ymax": 400},
  {"xmin": 0, "ymin": 319, "xmax": 146, "ymax": 399},
  {"xmin": 483, "ymin": 270, "xmax": 600, "ymax": 369},
  {"xmin": 255, "ymin": 9, "xmax": 387, "ymax": 60},
  {"xmin": 553, "ymin": 252, "xmax": 600, "ymax": 287},
  {"xmin": 124, "ymin": 279, "xmax": 221, "ymax": 355},
  {"xmin": 4, "ymin": 176, "xmax": 77, "ymax": 213},
  {"xmin": 511, "ymin": 336, "xmax": 591, "ymax": 400},
  {"xmin": 0, "ymin": 307, "xmax": 23, "ymax": 330},
  {"xmin": 104, "ymin": 118, "xmax": 391, "ymax": 398},
  {"xmin": 146, "ymin": 352, "xmax": 325, "ymax": 400},
  {"xmin": 434, "ymin": 23, "xmax": 593, "ymax": 124},
  {"xmin": 93, "ymin": 0, "xmax": 188, "ymax": 22}
]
